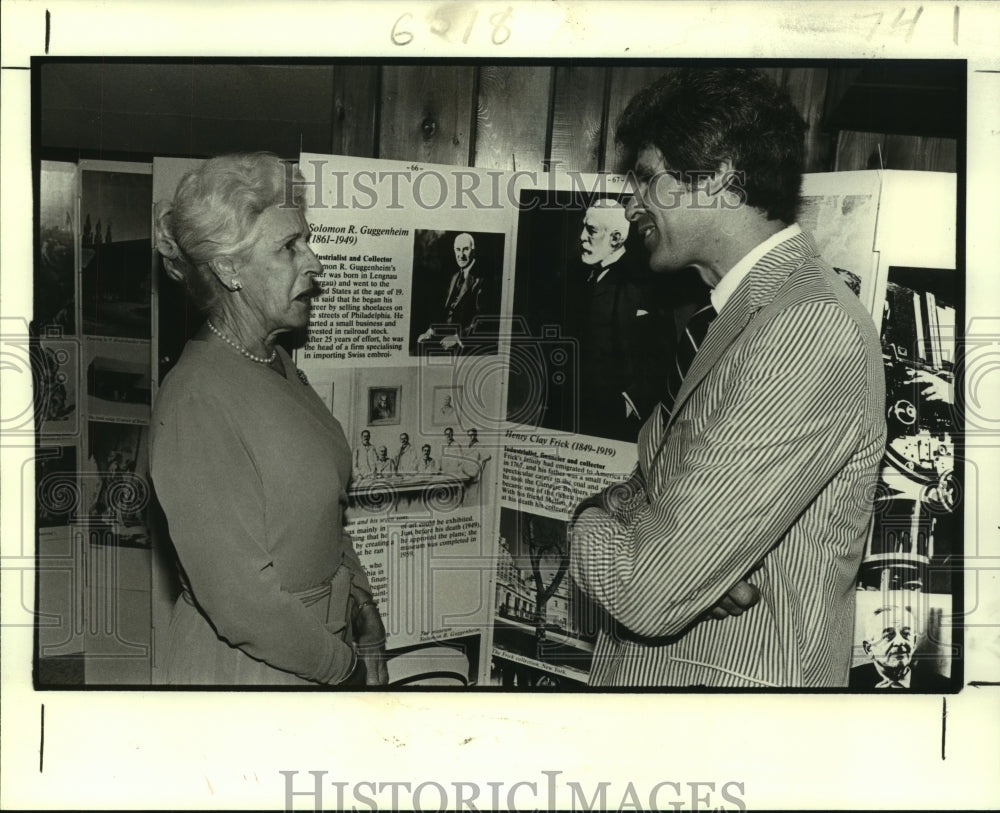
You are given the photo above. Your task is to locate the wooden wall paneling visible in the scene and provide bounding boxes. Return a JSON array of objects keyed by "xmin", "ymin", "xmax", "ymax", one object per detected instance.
[
  {"xmin": 602, "ymin": 65, "xmax": 673, "ymax": 173},
  {"xmin": 823, "ymin": 67, "xmax": 865, "ymax": 123},
  {"xmin": 884, "ymin": 134, "xmax": 958, "ymax": 172},
  {"xmin": 548, "ymin": 66, "xmax": 609, "ymax": 173},
  {"xmin": 378, "ymin": 65, "xmax": 477, "ymax": 166},
  {"xmin": 835, "ymin": 130, "xmax": 886, "ymax": 171},
  {"xmin": 782, "ymin": 68, "xmax": 833, "ymax": 173},
  {"xmin": 330, "ymin": 64, "xmax": 381, "ymax": 158},
  {"xmin": 473, "ymin": 65, "xmax": 552, "ymax": 172}
]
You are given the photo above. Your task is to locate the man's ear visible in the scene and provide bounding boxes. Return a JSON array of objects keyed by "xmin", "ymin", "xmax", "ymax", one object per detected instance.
[
  {"xmin": 704, "ymin": 159, "xmax": 738, "ymax": 196},
  {"xmin": 700, "ymin": 159, "xmax": 745, "ymax": 210},
  {"xmin": 609, "ymin": 228, "xmax": 626, "ymax": 250},
  {"xmin": 208, "ymin": 256, "xmax": 240, "ymax": 291},
  {"xmin": 862, "ymin": 640, "xmax": 872, "ymax": 656}
]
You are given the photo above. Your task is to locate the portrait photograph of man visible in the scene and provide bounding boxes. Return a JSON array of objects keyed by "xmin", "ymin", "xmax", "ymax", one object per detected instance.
[
  {"xmin": 506, "ymin": 189, "xmax": 677, "ymax": 442},
  {"xmin": 849, "ymin": 602, "xmax": 951, "ymax": 691},
  {"xmin": 409, "ymin": 229, "xmax": 505, "ymax": 355},
  {"xmin": 367, "ymin": 386, "xmax": 400, "ymax": 425}
]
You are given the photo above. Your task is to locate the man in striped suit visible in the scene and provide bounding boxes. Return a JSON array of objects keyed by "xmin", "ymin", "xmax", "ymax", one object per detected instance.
[{"xmin": 569, "ymin": 68, "xmax": 886, "ymax": 687}]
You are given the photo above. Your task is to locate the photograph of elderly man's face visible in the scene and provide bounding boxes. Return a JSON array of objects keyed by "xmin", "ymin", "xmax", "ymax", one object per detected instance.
[
  {"xmin": 408, "ymin": 228, "xmax": 506, "ymax": 356},
  {"xmin": 505, "ymin": 190, "xmax": 687, "ymax": 441}
]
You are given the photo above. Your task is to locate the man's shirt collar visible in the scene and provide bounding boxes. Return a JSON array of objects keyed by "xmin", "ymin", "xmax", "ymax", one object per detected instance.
[
  {"xmin": 873, "ymin": 662, "xmax": 912, "ymax": 689},
  {"xmin": 593, "ymin": 246, "xmax": 626, "ymax": 284},
  {"xmin": 710, "ymin": 223, "xmax": 801, "ymax": 314}
]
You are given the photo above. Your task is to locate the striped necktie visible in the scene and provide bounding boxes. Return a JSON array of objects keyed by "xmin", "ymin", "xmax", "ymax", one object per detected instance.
[{"xmin": 662, "ymin": 303, "xmax": 717, "ymax": 415}]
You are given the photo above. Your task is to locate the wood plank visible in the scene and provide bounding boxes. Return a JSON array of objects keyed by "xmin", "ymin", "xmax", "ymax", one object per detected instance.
[
  {"xmin": 378, "ymin": 65, "xmax": 477, "ymax": 166},
  {"xmin": 885, "ymin": 134, "xmax": 958, "ymax": 172},
  {"xmin": 603, "ymin": 66, "xmax": 674, "ymax": 173},
  {"xmin": 835, "ymin": 130, "xmax": 886, "ymax": 171},
  {"xmin": 783, "ymin": 68, "xmax": 834, "ymax": 173},
  {"xmin": 823, "ymin": 67, "xmax": 865, "ymax": 123},
  {"xmin": 330, "ymin": 64, "xmax": 380, "ymax": 158},
  {"xmin": 474, "ymin": 65, "xmax": 552, "ymax": 172},
  {"xmin": 548, "ymin": 66, "xmax": 608, "ymax": 173},
  {"xmin": 755, "ymin": 68, "xmax": 834, "ymax": 173}
]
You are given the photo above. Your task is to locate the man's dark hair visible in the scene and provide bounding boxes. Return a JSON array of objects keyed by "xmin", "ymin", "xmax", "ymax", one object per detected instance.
[{"xmin": 615, "ymin": 68, "xmax": 807, "ymax": 224}]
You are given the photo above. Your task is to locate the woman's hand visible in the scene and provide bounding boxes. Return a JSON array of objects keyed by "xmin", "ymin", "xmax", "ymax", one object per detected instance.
[{"xmin": 353, "ymin": 599, "xmax": 389, "ymax": 686}]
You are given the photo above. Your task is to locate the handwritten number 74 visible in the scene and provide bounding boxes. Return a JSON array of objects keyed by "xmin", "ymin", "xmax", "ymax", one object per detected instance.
[{"xmin": 861, "ymin": 6, "xmax": 924, "ymax": 42}]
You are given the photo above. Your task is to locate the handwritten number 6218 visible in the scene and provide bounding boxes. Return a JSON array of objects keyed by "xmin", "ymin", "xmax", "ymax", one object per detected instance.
[{"xmin": 391, "ymin": 8, "xmax": 513, "ymax": 46}]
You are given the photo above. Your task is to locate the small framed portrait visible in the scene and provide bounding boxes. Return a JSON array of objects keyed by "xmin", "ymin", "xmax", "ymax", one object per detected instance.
[
  {"xmin": 432, "ymin": 385, "xmax": 462, "ymax": 427},
  {"xmin": 368, "ymin": 386, "xmax": 400, "ymax": 426}
]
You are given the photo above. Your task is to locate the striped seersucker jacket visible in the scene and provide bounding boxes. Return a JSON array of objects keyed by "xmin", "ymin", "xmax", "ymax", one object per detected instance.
[{"xmin": 570, "ymin": 229, "xmax": 887, "ymax": 687}]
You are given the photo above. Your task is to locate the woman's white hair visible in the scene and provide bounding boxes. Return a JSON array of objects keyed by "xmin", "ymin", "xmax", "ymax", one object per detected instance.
[{"xmin": 153, "ymin": 152, "xmax": 305, "ymax": 311}]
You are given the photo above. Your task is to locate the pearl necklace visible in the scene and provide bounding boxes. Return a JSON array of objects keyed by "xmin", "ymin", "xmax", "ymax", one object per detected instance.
[{"xmin": 206, "ymin": 319, "xmax": 277, "ymax": 364}]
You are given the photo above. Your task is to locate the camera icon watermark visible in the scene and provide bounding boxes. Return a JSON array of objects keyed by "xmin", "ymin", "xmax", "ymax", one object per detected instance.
[
  {"xmin": 417, "ymin": 315, "xmax": 580, "ymax": 438},
  {"xmin": 956, "ymin": 316, "xmax": 1000, "ymax": 439},
  {"xmin": 0, "ymin": 318, "xmax": 80, "ymax": 441}
]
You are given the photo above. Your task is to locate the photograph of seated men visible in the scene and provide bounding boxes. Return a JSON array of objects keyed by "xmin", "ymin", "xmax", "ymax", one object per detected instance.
[
  {"xmin": 506, "ymin": 192, "xmax": 673, "ymax": 443},
  {"xmin": 409, "ymin": 229, "xmax": 504, "ymax": 355}
]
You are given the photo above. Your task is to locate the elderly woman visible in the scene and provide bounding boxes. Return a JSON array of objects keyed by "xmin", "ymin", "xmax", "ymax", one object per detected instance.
[{"xmin": 151, "ymin": 152, "xmax": 387, "ymax": 686}]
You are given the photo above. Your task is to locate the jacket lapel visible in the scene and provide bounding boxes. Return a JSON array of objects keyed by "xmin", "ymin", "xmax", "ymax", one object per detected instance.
[
  {"xmin": 444, "ymin": 271, "xmax": 462, "ymax": 307},
  {"xmin": 451, "ymin": 271, "xmax": 481, "ymax": 308},
  {"xmin": 666, "ymin": 230, "xmax": 820, "ymax": 428}
]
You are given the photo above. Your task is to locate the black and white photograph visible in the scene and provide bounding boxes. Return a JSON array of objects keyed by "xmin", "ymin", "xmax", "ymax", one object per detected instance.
[
  {"xmin": 80, "ymin": 420, "xmax": 150, "ymax": 546},
  {"xmin": 492, "ymin": 507, "xmax": 597, "ymax": 683},
  {"xmin": 345, "ymin": 368, "xmax": 494, "ymax": 515},
  {"xmin": 34, "ymin": 446, "xmax": 78, "ymax": 528},
  {"xmin": 430, "ymin": 384, "xmax": 461, "ymax": 426},
  {"xmin": 24, "ymin": 62, "xmax": 975, "ymax": 690},
  {"xmin": 34, "ymin": 161, "xmax": 77, "ymax": 336},
  {"xmin": 78, "ymin": 167, "xmax": 153, "ymax": 340},
  {"xmin": 866, "ymin": 266, "xmax": 958, "ymax": 596},
  {"xmin": 366, "ymin": 384, "xmax": 400, "ymax": 426},
  {"xmin": 506, "ymin": 188, "xmax": 677, "ymax": 442},
  {"xmin": 35, "ymin": 339, "xmax": 78, "ymax": 436},
  {"xmin": 847, "ymin": 264, "xmax": 959, "ymax": 692},
  {"xmin": 84, "ymin": 338, "xmax": 151, "ymax": 424},
  {"xmin": 3, "ymin": 3, "xmax": 999, "ymax": 809},
  {"xmin": 408, "ymin": 228, "xmax": 505, "ymax": 356}
]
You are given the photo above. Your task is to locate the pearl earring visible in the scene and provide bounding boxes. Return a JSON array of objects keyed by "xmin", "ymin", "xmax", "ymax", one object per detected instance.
[{"xmin": 232, "ymin": 278, "xmax": 242, "ymax": 291}]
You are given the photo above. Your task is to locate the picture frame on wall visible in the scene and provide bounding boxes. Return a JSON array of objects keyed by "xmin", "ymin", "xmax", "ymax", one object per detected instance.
[
  {"xmin": 431, "ymin": 385, "xmax": 462, "ymax": 427},
  {"xmin": 367, "ymin": 385, "xmax": 400, "ymax": 426}
]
